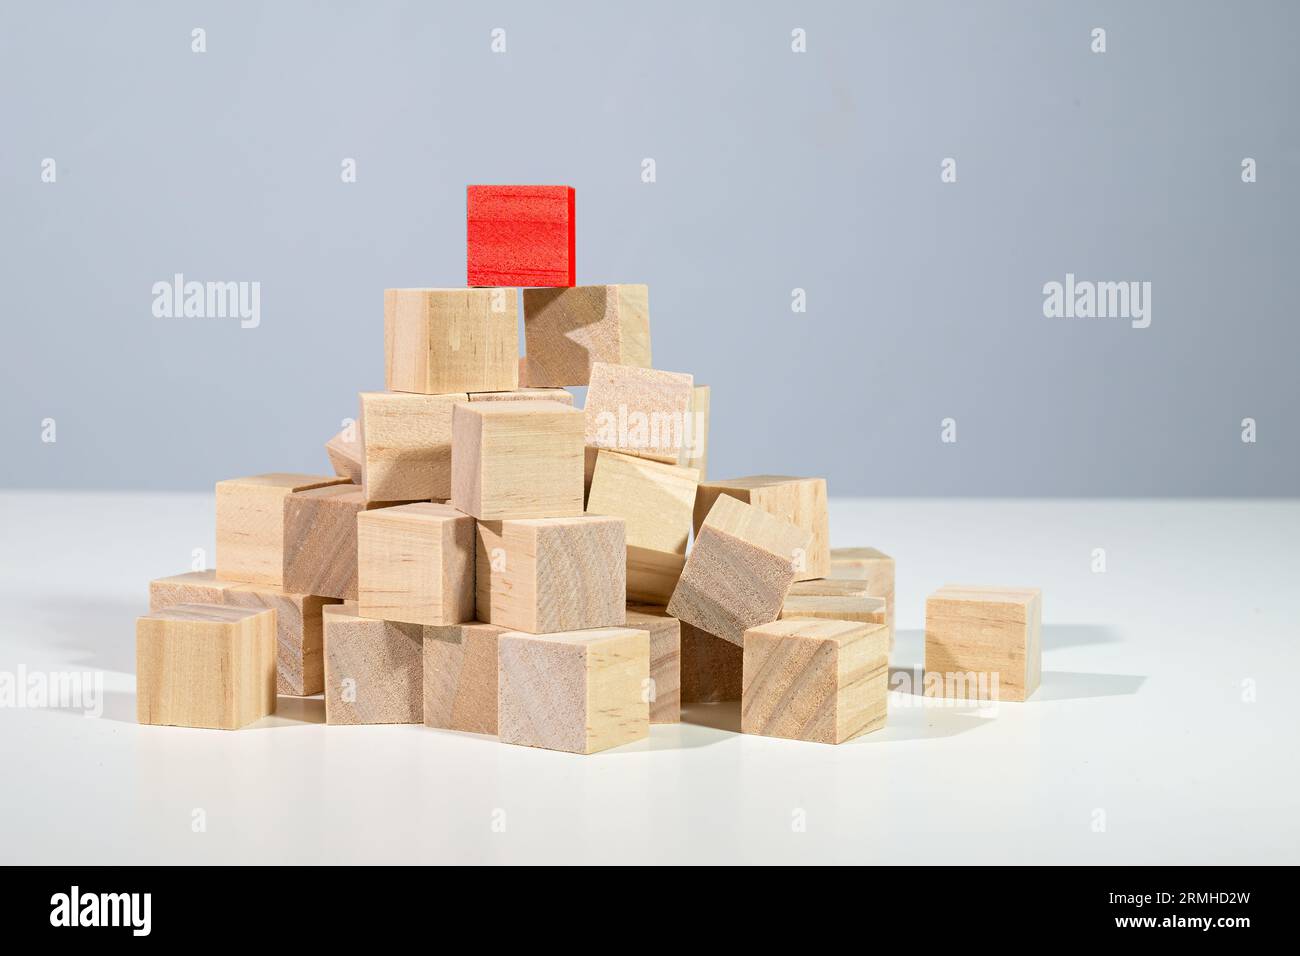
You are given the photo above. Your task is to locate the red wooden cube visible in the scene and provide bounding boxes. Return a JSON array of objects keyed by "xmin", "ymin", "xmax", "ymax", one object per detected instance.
[{"xmin": 467, "ymin": 185, "xmax": 575, "ymax": 288}]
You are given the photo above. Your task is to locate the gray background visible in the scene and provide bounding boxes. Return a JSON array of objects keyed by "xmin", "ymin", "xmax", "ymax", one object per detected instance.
[{"xmin": 2, "ymin": 0, "xmax": 1295, "ymax": 495}]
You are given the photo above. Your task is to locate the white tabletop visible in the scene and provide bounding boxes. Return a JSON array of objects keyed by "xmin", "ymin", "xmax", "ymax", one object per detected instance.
[{"xmin": 1, "ymin": 491, "xmax": 1295, "ymax": 865}]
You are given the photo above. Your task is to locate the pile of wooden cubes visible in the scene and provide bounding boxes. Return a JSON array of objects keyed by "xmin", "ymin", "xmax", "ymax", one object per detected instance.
[{"xmin": 136, "ymin": 185, "xmax": 1041, "ymax": 751}]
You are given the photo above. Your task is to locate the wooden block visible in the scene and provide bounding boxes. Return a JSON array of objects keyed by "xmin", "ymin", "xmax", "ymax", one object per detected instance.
[
  {"xmin": 323, "ymin": 604, "xmax": 423, "ymax": 724},
  {"xmin": 149, "ymin": 570, "xmax": 337, "ymax": 696},
  {"xmin": 584, "ymin": 362, "xmax": 694, "ymax": 464},
  {"xmin": 136, "ymin": 603, "xmax": 276, "ymax": 729},
  {"xmin": 785, "ymin": 580, "xmax": 889, "ymax": 647},
  {"xmin": 829, "ymin": 547, "xmax": 896, "ymax": 631},
  {"xmin": 497, "ymin": 627, "xmax": 649, "ymax": 754},
  {"xmin": 325, "ymin": 427, "xmax": 362, "ymax": 483},
  {"xmin": 215, "ymin": 473, "xmax": 351, "ymax": 586},
  {"xmin": 283, "ymin": 485, "xmax": 397, "ymax": 601},
  {"xmin": 788, "ymin": 578, "xmax": 873, "ymax": 598},
  {"xmin": 625, "ymin": 604, "xmax": 682, "ymax": 723},
  {"xmin": 451, "ymin": 400, "xmax": 584, "ymax": 520},
  {"xmin": 781, "ymin": 594, "xmax": 887, "ymax": 627},
  {"xmin": 357, "ymin": 503, "xmax": 475, "ymax": 626},
  {"xmin": 742, "ymin": 618, "xmax": 888, "ymax": 744},
  {"xmin": 359, "ymin": 390, "xmax": 466, "ymax": 502},
  {"xmin": 693, "ymin": 476, "xmax": 829, "ymax": 580},
  {"xmin": 680, "ymin": 620, "xmax": 742, "ymax": 703},
  {"xmin": 467, "ymin": 184, "xmax": 575, "ymax": 288},
  {"xmin": 384, "ymin": 288, "xmax": 518, "ymax": 394},
  {"xmin": 468, "ymin": 387, "xmax": 573, "ymax": 406},
  {"xmin": 924, "ymin": 585, "xmax": 1042, "ymax": 702},
  {"xmin": 680, "ymin": 385, "xmax": 710, "ymax": 478},
  {"xmin": 476, "ymin": 515, "xmax": 625, "ymax": 633},
  {"xmin": 424, "ymin": 622, "xmax": 507, "ymax": 735},
  {"xmin": 587, "ymin": 449, "xmax": 698, "ymax": 554},
  {"xmin": 626, "ymin": 545, "xmax": 685, "ymax": 606},
  {"xmin": 522, "ymin": 285, "xmax": 651, "ymax": 386},
  {"xmin": 781, "ymin": 593, "xmax": 892, "ymax": 651},
  {"xmin": 518, "ymin": 356, "xmax": 531, "ymax": 387},
  {"xmin": 667, "ymin": 494, "xmax": 810, "ymax": 646}
]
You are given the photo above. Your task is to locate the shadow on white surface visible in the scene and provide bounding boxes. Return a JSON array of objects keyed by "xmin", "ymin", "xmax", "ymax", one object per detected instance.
[
  {"xmin": 89, "ymin": 690, "xmax": 328, "ymax": 727},
  {"xmin": 38, "ymin": 596, "xmax": 142, "ymax": 675},
  {"xmin": 1034, "ymin": 671, "xmax": 1146, "ymax": 701},
  {"xmin": 888, "ymin": 664, "xmax": 1145, "ymax": 703},
  {"xmin": 852, "ymin": 704, "xmax": 991, "ymax": 743}
]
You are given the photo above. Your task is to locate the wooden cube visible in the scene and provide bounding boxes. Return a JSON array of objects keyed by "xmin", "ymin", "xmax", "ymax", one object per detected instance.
[
  {"xmin": 136, "ymin": 603, "xmax": 276, "ymax": 730},
  {"xmin": 283, "ymin": 485, "xmax": 395, "ymax": 601},
  {"xmin": 742, "ymin": 618, "xmax": 888, "ymax": 744},
  {"xmin": 522, "ymin": 285, "xmax": 650, "ymax": 386},
  {"xmin": 680, "ymin": 385, "xmax": 710, "ymax": 478},
  {"xmin": 780, "ymin": 594, "xmax": 888, "ymax": 628},
  {"xmin": 694, "ymin": 476, "xmax": 829, "ymax": 581},
  {"xmin": 359, "ymin": 390, "xmax": 466, "ymax": 502},
  {"xmin": 476, "ymin": 515, "xmax": 625, "ymax": 633},
  {"xmin": 467, "ymin": 388, "xmax": 573, "ymax": 406},
  {"xmin": 680, "ymin": 620, "xmax": 742, "ymax": 704},
  {"xmin": 215, "ymin": 473, "xmax": 351, "ymax": 586},
  {"xmin": 424, "ymin": 622, "xmax": 507, "ymax": 735},
  {"xmin": 149, "ymin": 570, "xmax": 338, "ymax": 696},
  {"xmin": 586, "ymin": 450, "xmax": 698, "ymax": 554},
  {"xmin": 829, "ymin": 547, "xmax": 896, "ymax": 631},
  {"xmin": 323, "ymin": 604, "xmax": 423, "ymax": 724},
  {"xmin": 325, "ymin": 427, "xmax": 362, "ymax": 483},
  {"xmin": 667, "ymin": 494, "xmax": 811, "ymax": 646},
  {"xmin": 924, "ymin": 585, "xmax": 1042, "ymax": 702},
  {"xmin": 357, "ymin": 503, "xmax": 475, "ymax": 626},
  {"xmin": 384, "ymin": 288, "xmax": 518, "ymax": 394},
  {"xmin": 783, "ymin": 594, "xmax": 891, "ymax": 653},
  {"xmin": 625, "ymin": 605, "xmax": 682, "ymax": 723},
  {"xmin": 452, "ymin": 400, "xmax": 584, "ymax": 520},
  {"xmin": 626, "ymin": 545, "xmax": 686, "ymax": 606},
  {"xmin": 467, "ymin": 185, "xmax": 575, "ymax": 288},
  {"xmin": 584, "ymin": 362, "xmax": 694, "ymax": 464},
  {"xmin": 497, "ymin": 627, "xmax": 649, "ymax": 754}
]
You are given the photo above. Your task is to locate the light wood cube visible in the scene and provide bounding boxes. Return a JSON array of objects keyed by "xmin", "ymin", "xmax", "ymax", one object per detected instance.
[
  {"xmin": 497, "ymin": 627, "xmax": 650, "ymax": 754},
  {"xmin": 325, "ymin": 427, "xmax": 362, "ymax": 482},
  {"xmin": 467, "ymin": 388, "xmax": 573, "ymax": 405},
  {"xmin": 584, "ymin": 362, "xmax": 694, "ymax": 464},
  {"xmin": 829, "ymin": 547, "xmax": 896, "ymax": 631},
  {"xmin": 742, "ymin": 618, "xmax": 888, "ymax": 744},
  {"xmin": 451, "ymin": 400, "xmax": 584, "ymax": 520},
  {"xmin": 357, "ymin": 503, "xmax": 475, "ymax": 626},
  {"xmin": 359, "ymin": 390, "xmax": 465, "ymax": 502},
  {"xmin": 680, "ymin": 385, "xmax": 710, "ymax": 478},
  {"xmin": 384, "ymin": 288, "xmax": 518, "ymax": 394},
  {"xmin": 587, "ymin": 449, "xmax": 698, "ymax": 554},
  {"xmin": 323, "ymin": 604, "xmax": 423, "ymax": 724},
  {"xmin": 667, "ymin": 494, "xmax": 811, "ymax": 646},
  {"xmin": 694, "ymin": 476, "xmax": 829, "ymax": 580},
  {"xmin": 284, "ymin": 485, "xmax": 395, "ymax": 601},
  {"xmin": 215, "ymin": 473, "xmax": 351, "ymax": 586},
  {"xmin": 626, "ymin": 545, "xmax": 686, "ymax": 606},
  {"xmin": 424, "ymin": 622, "xmax": 507, "ymax": 735},
  {"xmin": 625, "ymin": 604, "xmax": 682, "ymax": 723},
  {"xmin": 780, "ymin": 594, "xmax": 892, "ymax": 650},
  {"xmin": 522, "ymin": 284, "xmax": 651, "ymax": 386},
  {"xmin": 149, "ymin": 570, "xmax": 339, "ymax": 696},
  {"xmin": 924, "ymin": 585, "xmax": 1042, "ymax": 702},
  {"xmin": 680, "ymin": 620, "xmax": 742, "ymax": 703},
  {"xmin": 136, "ymin": 603, "xmax": 276, "ymax": 729},
  {"xmin": 476, "ymin": 515, "xmax": 625, "ymax": 633}
]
